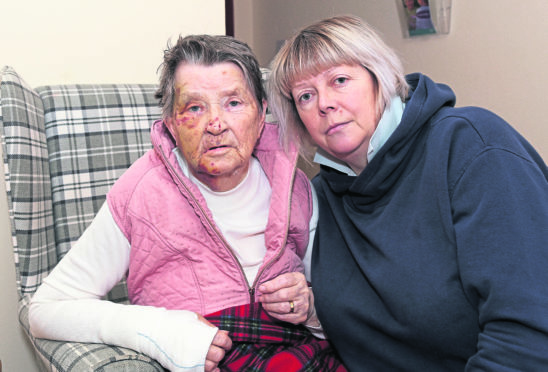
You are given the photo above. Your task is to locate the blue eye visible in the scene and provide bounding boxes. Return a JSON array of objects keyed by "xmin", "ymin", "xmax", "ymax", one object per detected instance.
[
  {"xmin": 299, "ymin": 93, "xmax": 311, "ymax": 102},
  {"xmin": 228, "ymin": 100, "xmax": 241, "ymax": 107},
  {"xmin": 334, "ymin": 77, "xmax": 348, "ymax": 85}
]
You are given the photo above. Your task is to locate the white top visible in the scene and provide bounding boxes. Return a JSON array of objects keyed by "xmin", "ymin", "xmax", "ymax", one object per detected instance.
[{"xmin": 178, "ymin": 153, "xmax": 270, "ymax": 286}]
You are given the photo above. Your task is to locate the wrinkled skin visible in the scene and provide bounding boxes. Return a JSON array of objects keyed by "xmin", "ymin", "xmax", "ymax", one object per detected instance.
[{"xmin": 165, "ymin": 62, "xmax": 266, "ymax": 192}]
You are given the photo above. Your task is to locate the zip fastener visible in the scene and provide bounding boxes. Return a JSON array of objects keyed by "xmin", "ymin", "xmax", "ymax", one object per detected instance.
[
  {"xmin": 157, "ymin": 144, "xmax": 299, "ymax": 303},
  {"xmin": 157, "ymin": 144, "xmax": 252, "ymax": 298},
  {"xmin": 249, "ymin": 153, "xmax": 298, "ymax": 300}
]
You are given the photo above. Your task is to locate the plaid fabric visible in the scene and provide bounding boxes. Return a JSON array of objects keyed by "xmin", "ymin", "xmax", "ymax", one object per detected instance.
[
  {"xmin": 0, "ymin": 66, "xmax": 56, "ymax": 297},
  {"xmin": 206, "ymin": 303, "xmax": 347, "ymax": 372},
  {"xmin": 17, "ymin": 296, "xmax": 165, "ymax": 372},
  {"xmin": 1, "ymin": 66, "xmax": 164, "ymax": 371},
  {"xmin": 38, "ymin": 83, "xmax": 159, "ymax": 304},
  {"xmin": 38, "ymin": 84, "xmax": 157, "ymax": 259}
]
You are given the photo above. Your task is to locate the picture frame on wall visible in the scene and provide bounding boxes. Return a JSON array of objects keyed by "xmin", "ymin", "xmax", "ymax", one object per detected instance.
[
  {"xmin": 401, "ymin": 0, "xmax": 436, "ymax": 36},
  {"xmin": 399, "ymin": 0, "xmax": 452, "ymax": 37}
]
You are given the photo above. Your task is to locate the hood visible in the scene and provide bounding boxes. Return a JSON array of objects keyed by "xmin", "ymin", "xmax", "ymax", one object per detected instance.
[
  {"xmin": 319, "ymin": 73, "xmax": 456, "ymax": 205},
  {"xmin": 150, "ymin": 119, "xmax": 176, "ymax": 155}
]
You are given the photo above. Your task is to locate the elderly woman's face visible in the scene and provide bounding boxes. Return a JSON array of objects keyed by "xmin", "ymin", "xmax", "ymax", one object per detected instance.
[
  {"xmin": 166, "ymin": 62, "xmax": 265, "ymax": 191},
  {"xmin": 291, "ymin": 64, "xmax": 379, "ymax": 174}
]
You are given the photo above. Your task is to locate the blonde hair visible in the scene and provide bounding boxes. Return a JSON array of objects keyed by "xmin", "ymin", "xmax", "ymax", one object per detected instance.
[{"xmin": 268, "ymin": 15, "xmax": 409, "ymax": 155}]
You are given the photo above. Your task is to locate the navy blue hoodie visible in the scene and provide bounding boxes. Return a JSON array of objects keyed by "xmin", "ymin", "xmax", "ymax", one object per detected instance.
[{"xmin": 312, "ymin": 73, "xmax": 548, "ymax": 371}]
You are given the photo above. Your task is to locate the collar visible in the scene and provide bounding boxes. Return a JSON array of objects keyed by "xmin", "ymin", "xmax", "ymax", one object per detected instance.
[{"xmin": 313, "ymin": 96, "xmax": 405, "ymax": 176}]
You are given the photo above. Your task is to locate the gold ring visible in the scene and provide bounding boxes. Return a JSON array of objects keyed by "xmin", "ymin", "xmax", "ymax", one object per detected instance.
[{"xmin": 289, "ymin": 300, "xmax": 295, "ymax": 313}]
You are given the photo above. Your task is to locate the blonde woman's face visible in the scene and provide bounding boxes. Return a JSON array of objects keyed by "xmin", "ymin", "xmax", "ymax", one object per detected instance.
[{"xmin": 291, "ymin": 64, "xmax": 379, "ymax": 174}]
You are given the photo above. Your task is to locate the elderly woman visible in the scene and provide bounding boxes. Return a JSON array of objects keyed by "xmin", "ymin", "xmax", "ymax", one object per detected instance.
[
  {"xmin": 29, "ymin": 35, "xmax": 345, "ymax": 372},
  {"xmin": 268, "ymin": 15, "xmax": 548, "ymax": 371}
]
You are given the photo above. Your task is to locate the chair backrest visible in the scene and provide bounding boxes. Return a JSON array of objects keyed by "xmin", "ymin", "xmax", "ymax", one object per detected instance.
[
  {"xmin": 1, "ymin": 66, "xmax": 54, "ymax": 298},
  {"xmin": 0, "ymin": 66, "xmax": 161, "ymax": 302}
]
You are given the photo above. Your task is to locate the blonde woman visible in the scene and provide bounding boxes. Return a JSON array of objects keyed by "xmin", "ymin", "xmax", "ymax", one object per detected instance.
[{"xmin": 268, "ymin": 14, "xmax": 548, "ymax": 371}]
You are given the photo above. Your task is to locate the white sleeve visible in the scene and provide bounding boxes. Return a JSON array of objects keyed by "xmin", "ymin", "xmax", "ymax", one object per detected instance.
[
  {"xmin": 29, "ymin": 202, "xmax": 218, "ymax": 372},
  {"xmin": 301, "ymin": 183, "xmax": 327, "ymax": 339},
  {"xmin": 303, "ymin": 182, "xmax": 318, "ymax": 283}
]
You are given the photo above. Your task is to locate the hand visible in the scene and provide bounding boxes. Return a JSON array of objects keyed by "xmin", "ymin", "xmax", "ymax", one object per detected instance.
[
  {"xmin": 197, "ymin": 314, "xmax": 232, "ymax": 372},
  {"xmin": 204, "ymin": 330, "xmax": 231, "ymax": 372},
  {"xmin": 258, "ymin": 272, "xmax": 312, "ymax": 324}
]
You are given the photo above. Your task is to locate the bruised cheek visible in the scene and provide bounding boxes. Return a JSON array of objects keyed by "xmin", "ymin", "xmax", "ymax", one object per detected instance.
[
  {"xmin": 172, "ymin": 111, "xmax": 199, "ymax": 141},
  {"xmin": 175, "ymin": 120, "xmax": 221, "ymax": 174},
  {"xmin": 172, "ymin": 115, "xmax": 202, "ymax": 160},
  {"xmin": 173, "ymin": 111, "xmax": 199, "ymax": 129}
]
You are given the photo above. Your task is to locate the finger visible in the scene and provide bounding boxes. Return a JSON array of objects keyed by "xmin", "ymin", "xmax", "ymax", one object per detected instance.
[
  {"xmin": 204, "ymin": 359, "xmax": 220, "ymax": 372},
  {"xmin": 264, "ymin": 299, "xmax": 309, "ymax": 319},
  {"xmin": 264, "ymin": 290, "xmax": 313, "ymax": 322},
  {"xmin": 211, "ymin": 330, "xmax": 232, "ymax": 351},
  {"xmin": 260, "ymin": 286, "xmax": 294, "ymax": 304},
  {"xmin": 206, "ymin": 344, "xmax": 226, "ymax": 364},
  {"xmin": 260, "ymin": 281, "xmax": 309, "ymax": 304},
  {"xmin": 266, "ymin": 307, "xmax": 309, "ymax": 325},
  {"xmin": 262, "ymin": 299, "xmax": 295, "ymax": 314},
  {"xmin": 207, "ymin": 331, "xmax": 231, "ymax": 365},
  {"xmin": 259, "ymin": 272, "xmax": 302, "ymax": 294}
]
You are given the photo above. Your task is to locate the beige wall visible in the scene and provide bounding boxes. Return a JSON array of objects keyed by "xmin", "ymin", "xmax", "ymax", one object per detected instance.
[
  {"xmin": 235, "ymin": 0, "xmax": 548, "ymax": 161},
  {"xmin": 1, "ymin": 0, "xmax": 225, "ymax": 86},
  {"xmin": 0, "ymin": 1, "xmax": 224, "ymax": 370}
]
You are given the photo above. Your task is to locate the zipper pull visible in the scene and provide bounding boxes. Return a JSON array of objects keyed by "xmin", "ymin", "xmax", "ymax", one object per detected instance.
[{"xmin": 249, "ymin": 287, "xmax": 256, "ymax": 303}]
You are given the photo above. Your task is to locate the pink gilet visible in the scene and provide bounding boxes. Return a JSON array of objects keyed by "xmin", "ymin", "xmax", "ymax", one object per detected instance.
[{"xmin": 107, "ymin": 120, "xmax": 313, "ymax": 315}]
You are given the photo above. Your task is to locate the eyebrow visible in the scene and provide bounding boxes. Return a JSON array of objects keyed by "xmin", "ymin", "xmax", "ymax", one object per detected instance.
[
  {"xmin": 291, "ymin": 66, "xmax": 342, "ymax": 91},
  {"xmin": 177, "ymin": 87, "xmax": 248, "ymax": 102}
]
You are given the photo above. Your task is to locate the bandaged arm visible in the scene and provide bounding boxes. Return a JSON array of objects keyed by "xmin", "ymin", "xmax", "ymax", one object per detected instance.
[{"xmin": 29, "ymin": 203, "xmax": 217, "ymax": 372}]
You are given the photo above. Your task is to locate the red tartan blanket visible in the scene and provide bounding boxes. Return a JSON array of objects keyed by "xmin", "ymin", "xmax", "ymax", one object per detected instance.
[{"xmin": 205, "ymin": 302, "xmax": 347, "ymax": 372}]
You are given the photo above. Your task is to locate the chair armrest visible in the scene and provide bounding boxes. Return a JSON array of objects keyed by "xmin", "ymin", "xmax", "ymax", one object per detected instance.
[
  {"xmin": 18, "ymin": 297, "xmax": 165, "ymax": 372},
  {"xmin": 33, "ymin": 339, "xmax": 165, "ymax": 372}
]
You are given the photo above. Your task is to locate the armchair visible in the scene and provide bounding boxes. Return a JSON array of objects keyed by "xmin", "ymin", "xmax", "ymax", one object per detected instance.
[{"xmin": 0, "ymin": 66, "xmax": 165, "ymax": 371}]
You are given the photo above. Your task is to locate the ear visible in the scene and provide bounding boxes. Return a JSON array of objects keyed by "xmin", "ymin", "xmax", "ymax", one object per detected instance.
[
  {"xmin": 164, "ymin": 116, "xmax": 177, "ymax": 140},
  {"xmin": 258, "ymin": 99, "xmax": 267, "ymax": 133}
]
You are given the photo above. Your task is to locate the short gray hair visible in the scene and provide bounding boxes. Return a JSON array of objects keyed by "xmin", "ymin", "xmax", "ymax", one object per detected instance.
[
  {"xmin": 155, "ymin": 34, "xmax": 266, "ymax": 119},
  {"xmin": 268, "ymin": 15, "xmax": 409, "ymax": 154}
]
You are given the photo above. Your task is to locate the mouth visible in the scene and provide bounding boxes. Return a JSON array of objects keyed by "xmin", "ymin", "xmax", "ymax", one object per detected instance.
[
  {"xmin": 209, "ymin": 145, "xmax": 228, "ymax": 150},
  {"xmin": 205, "ymin": 144, "xmax": 232, "ymax": 154},
  {"xmin": 326, "ymin": 121, "xmax": 350, "ymax": 135}
]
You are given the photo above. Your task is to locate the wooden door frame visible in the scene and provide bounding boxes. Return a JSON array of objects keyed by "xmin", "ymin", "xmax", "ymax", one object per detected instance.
[{"xmin": 225, "ymin": 0, "xmax": 234, "ymax": 36}]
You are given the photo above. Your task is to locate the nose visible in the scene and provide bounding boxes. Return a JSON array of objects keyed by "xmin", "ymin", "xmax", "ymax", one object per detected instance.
[
  {"xmin": 206, "ymin": 105, "xmax": 226, "ymax": 135},
  {"xmin": 318, "ymin": 88, "xmax": 337, "ymax": 116}
]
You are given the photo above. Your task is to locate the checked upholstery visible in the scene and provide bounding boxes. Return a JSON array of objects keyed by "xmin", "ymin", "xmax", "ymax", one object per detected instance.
[{"xmin": 0, "ymin": 66, "xmax": 164, "ymax": 371}]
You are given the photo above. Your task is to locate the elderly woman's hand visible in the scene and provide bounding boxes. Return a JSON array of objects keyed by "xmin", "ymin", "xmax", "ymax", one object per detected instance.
[
  {"xmin": 258, "ymin": 272, "xmax": 313, "ymax": 325},
  {"xmin": 197, "ymin": 314, "xmax": 232, "ymax": 372}
]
